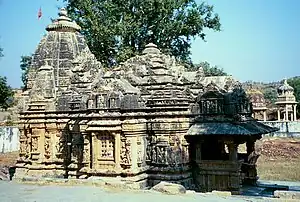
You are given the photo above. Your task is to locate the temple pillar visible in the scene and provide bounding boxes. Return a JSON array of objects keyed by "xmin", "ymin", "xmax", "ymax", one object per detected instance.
[
  {"xmin": 277, "ymin": 109, "xmax": 280, "ymax": 121},
  {"xmin": 246, "ymin": 140, "xmax": 255, "ymax": 156},
  {"xmin": 263, "ymin": 111, "xmax": 267, "ymax": 122},
  {"xmin": 228, "ymin": 142, "xmax": 238, "ymax": 161},
  {"xmin": 195, "ymin": 141, "xmax": 202, "ymax": 163},
  {"xmin": 294, "ymin": 105, "xmax": 297, "ymax": 121},
  {"xmin": 91, "ymin": 132, "xmax": 97, "ymax": 169},
  {"xmin": 130, "ymin": 136, "xmax": 138, "ymax": 170},
  {"xmin": 114, "ymin": 132, "xmax": 122, "ymax": 170},
  {"xmin": 81, "ymin": 132, "xmax": 90, "ymax": 170},
  {"xmin": 285, "ymin": 105, "xmax": 289, "ymax": 121}
]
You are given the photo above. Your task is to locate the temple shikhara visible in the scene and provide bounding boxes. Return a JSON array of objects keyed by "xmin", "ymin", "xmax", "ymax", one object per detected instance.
[{"xmin": 15, "ymin": 8, "xmax": 278, "ymax": 194}]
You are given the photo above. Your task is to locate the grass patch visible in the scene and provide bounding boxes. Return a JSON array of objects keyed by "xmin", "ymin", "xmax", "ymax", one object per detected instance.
[{"xmin": 257, "ymin": 156, "xmax": 300, "ymax": 181}]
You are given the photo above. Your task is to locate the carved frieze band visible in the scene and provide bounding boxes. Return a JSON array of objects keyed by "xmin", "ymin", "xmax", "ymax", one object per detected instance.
[{"xmin": 146, "ymin": 135, "xmax": 190, "ymax": 166}]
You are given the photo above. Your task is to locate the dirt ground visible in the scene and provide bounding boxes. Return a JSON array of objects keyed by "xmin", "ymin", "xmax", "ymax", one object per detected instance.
[
  {"xmin": 0, "ymin": 151, "xmax": 18, "ymax": 180},
  {"xmin": 0, "ymin": 138, "xmax": 300, "ymax": 181},
  {"xmin": 0, "ymin": 151, "xmax": 18, "ymax": 167},
  {"xmin": 257, "ymin": 137, "xmax": 300, "ymax": 181}
]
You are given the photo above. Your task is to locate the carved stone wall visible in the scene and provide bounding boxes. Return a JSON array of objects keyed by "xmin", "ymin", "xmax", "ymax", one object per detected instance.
[
  {"xmin": 15, "ymin": 112, "xmax": 70, "ymax": 179},
  {"xmin": 146, "ymin": 114, "xmax": 193, "ymax": 188}
]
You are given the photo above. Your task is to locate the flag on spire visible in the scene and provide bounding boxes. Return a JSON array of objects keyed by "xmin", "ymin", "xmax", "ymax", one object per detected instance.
[{"xmin": 38, "ymin": 7, "xmax": 42, "ymax": 19}]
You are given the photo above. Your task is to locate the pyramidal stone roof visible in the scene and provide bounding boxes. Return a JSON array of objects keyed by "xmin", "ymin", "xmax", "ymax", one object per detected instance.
[
  {"xmin": 23, "ymin": 8, "xmax": 101, "ymax": 111},
  {"xmin": 26, "ymin": 8, "xmax": 100, "ymax": 91},
  {"xmin": 21, "ymin": 7, "xmax": 244, "ymax": 113}
]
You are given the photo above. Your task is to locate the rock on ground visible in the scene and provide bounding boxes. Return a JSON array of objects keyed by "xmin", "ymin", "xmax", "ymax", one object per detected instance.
[
  {"xmin": 211, "ymin": 190, "xmax": 232, "ymax": 197},
  {"xmin": 274, "ymin": 190, "xmax": 300, "ymax": 199},
  {"xmin": 0, "ymin": 165, "xmax": 10, "ymax": 180},
  {"xmin": 151, "ymin": 181, "xmax": 186, "ymax": 195}
]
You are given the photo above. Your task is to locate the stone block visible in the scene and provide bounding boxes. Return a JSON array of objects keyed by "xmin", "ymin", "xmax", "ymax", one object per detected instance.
[
  {"xmin": 274, "ymin": 191, "xmax": 300, "ymax": 199},
  {"xmin": 151, "ymin": 181, "xmax": 186, "ymax": 195},
  {"xmin": 211, "ymin": 190, "xmax": 232, "ymax": 197},
  {"xmin": 79, "ymin": 175, "xmax": 88, "ymax": 179},
  {"xmin": 186, "ymin": 190, "xmax": 196, "ymax": 194}
]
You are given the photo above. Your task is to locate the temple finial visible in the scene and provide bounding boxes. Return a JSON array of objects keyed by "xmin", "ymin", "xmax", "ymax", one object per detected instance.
[
  {"xmin": 59, "ymin": 8, "xmax": 68, "ymax": 17},
  {"xmin": 46, "ymin": 7, "xmax": 81, "ymax": 32}
]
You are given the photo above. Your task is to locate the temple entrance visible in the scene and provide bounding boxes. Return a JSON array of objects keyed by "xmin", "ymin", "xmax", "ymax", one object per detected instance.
[
  {"xmin": 64, "ymin": 131, "xmax": 72, "ymax": 178},
  {"xmin": 64, "ymin": 121, "xmax": 85, "ymax": 179}
]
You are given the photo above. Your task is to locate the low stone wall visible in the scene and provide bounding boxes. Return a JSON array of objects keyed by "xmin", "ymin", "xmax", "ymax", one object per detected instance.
[
  {"xmin": 261, "ymin": 121, "xmax": 300, "ymax": 138},
  {"xmin": 0, "ymin": 127, "xmax": 20, "ymax": 153}
]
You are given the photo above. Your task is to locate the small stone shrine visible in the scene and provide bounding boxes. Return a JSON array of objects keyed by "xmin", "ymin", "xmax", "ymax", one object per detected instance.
[
  {"xmin": 275, "ymin": 79, "xmax": 298, "ymax": 121},
  {"xmin": 246, "ymin": 87, "xmax": 267, "ymax": 121},
  {"xmin": 15, "ymin": 8, "xmax": 277, "ymax": 194}
]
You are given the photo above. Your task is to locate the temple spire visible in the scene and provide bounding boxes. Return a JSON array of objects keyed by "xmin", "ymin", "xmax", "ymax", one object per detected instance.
[{"xmin": 46, "ymin": 8, "xmax": 81, "ymax": 32}]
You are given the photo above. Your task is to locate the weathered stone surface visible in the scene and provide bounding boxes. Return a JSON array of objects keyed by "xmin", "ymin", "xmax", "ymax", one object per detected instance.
[
  {"xmin": 0, "ymin": 166, "xmax": 10, "ymax": 180},
  {"xmin": 211, "ymin": 190, "xmax": 232, "ymax": 197},
  {"xmin": 151, "ymin": 182, "xmax": 186, "ymax": 194},
  {"xmin": 274, "ymin": 190, "xmax": 300, "ymax": 199}
]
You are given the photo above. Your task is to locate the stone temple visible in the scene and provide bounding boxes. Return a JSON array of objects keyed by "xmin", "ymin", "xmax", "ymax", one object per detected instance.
[{"xmin": 15, "ymin": 8, "xmax": 277, "ymax": 194}]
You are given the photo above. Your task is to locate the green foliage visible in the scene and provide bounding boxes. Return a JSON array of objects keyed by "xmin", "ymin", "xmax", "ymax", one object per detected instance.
[
  {"xmin": 65, "ymin": 0, "xmax": 221, "ymax": 67},
  {"xmin": 20, "ymin": 55, "xmax": 32, "ymax": 90},
  {"xmin": 0, "ymin": 46, "xmax": 13, "ymax": 110},
  {"xmin": 262, "ymin": 87, "xmax": 277, "ymax": 104},
  {"xmin": 189, "ymin": 61, "xmax": 228, "ymax": 76},
  {"xmin": 0, "ymin": 76, "xmax": 13, "ymax": 110},
  {"xmin": 288, "ymin": 77, "xmax": 300, "ymax": 116}
]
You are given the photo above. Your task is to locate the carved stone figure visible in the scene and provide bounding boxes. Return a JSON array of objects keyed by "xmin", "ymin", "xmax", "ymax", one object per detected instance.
[
  {"xmin": 55, "ymin": 140, "xmax": 63, "ymax": 154},
  {"xmin": 151, "ymin": 147, "xmax": 157, "ymax": 163},
  {"xmin": 44, "ymin": 137, "xmax": 51, "ymax": 158},
  {"xmin": 120, "ymin": 138, "xmax": 131, "ymax": 166},
  {"xmin": 31, "ymin": 137, "xmax": 38, "ymax": 152},
  {"xmin": 146, "ymin": 137, "xmax": 152, "ymax": 163},
  {"xmin": 156, "ymin": 147, "xmax": 166, "ymax": 164}
]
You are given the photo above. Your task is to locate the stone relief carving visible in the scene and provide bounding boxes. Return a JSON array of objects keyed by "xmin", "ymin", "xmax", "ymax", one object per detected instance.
[
  {"xmin": 145, "ymin": 136, "xmax": 152, "ymax": 163},
  {"xmin": 31, "ymin": 137, "xmax": 38, "ymax": 152},
  {"xmin": 137, "ymin": 149, "xmax": 142, "ymax": 166},
  {"xmin": 181, "ymin": 138, "xmax": 189, "ymax": 163},
  {"xmin": 83, "ymin": 136, "xmax": 90, "ymax": 163},
  {"xmin": 156, "ymin": 146, "xmax": 167, "ymax": 164},
  {"xmin": 120, "ymin": 137, "xmax": 131, "ymax": 167},
  {"xmin": 20, "ymin": 129, "xmax": 30, "ymax": 156},
  {"xmin": 20, "ymin": 141, "xmax": 27, "ymax": 154},
  {"xmin": 137, "ymin": 137, "xmax": 143, "ymax": 165},
  {"xmin": 44, "ymin": 137, "xmax": 51, "ymax": 158},
  {"xmin": 151, "ymin": 147, "xmax": 157, "ymax": 163},
  {"xmin": 55, "ymin": 135, "xmax": 64, "ymax": 155},
  {"xmin": 167, "ymin": 135, "xmax": 183, "ymax": 166}
]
